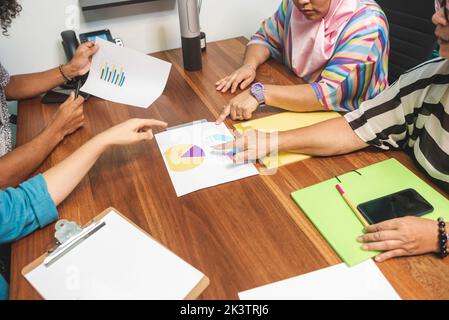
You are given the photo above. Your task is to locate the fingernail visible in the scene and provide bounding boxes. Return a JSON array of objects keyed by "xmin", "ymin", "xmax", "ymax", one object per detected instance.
[
  {"xmin": 375, "ymin": 256, "xmax": 381, "ymax": 262},
  {"xmin": 357, "ymin": 236, "xmax": 363, "ymax": 242},
  {"xmin": 361, "ymin": 245, "xmax": 368, "ymax": 250},
  {"xmin": 362, "ymin": 228, "xmax": 367, "ymax": 233}
]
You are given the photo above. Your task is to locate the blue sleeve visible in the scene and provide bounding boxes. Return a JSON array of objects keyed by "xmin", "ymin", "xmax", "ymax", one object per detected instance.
[
  {"xmin": 0, "ymin": 275, "xmax": 7, "ymax": 300},
  {"xmin": 0, "ymin": 174, "xmax": 58, "ymax": 245}
]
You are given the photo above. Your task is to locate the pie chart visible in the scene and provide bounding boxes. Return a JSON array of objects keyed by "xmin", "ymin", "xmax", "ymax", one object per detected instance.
[{"xmin": 164, "ymin": 144, "xmax": 206, "ymax": 172}]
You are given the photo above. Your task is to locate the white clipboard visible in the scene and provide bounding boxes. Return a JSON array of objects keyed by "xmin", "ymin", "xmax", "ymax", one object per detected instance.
[{"xmin": 22, "ymin": 207, "xmax": 209, "ymax": 300}]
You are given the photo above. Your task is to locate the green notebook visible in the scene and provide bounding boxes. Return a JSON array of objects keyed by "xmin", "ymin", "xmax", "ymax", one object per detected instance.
[{"xmin": 291, "ymin": 158, "xmax": 449, "ymax": 266}]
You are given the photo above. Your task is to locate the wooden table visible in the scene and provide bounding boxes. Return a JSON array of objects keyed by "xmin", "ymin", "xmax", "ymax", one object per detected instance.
[{"xmin": 10, "ymin": 37, "xmax": 449, "ymax": 300}]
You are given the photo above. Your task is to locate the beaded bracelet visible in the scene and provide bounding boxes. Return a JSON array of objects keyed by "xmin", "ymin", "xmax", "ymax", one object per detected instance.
[
  {"xmin": 437, "ymin": 218, "xmax": 448, "ymax": 259},
  {"xmin": 58, "ymin": 64, "xmax": 72, "ymax": 83}
]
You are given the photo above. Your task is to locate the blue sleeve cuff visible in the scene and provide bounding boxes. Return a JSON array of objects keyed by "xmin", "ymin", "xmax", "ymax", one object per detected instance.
[
  {"xmin": 0, "ymin": 275, "xmax": 8, "ymax": 300},
  {"xmin": 20, "ymin": 174, "xmax": 58, "ymax": 228}
]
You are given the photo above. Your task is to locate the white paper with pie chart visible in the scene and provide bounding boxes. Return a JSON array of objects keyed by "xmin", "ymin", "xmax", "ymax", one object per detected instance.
[
  {"xmin": 155, "ymin": 121, "xmax": 259, "ymax": 196},
  {"xmin": 164, "ymin": 144, "xmax": 206, "ymax": 172}
]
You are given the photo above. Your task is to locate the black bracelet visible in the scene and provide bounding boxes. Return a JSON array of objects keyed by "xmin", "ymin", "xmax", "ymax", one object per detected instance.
[
  {"xmin": 437, "ymin": 218, "xmax": 448, "ymax": 259},
  {"xmin": 58, "ymin": 64, "xmax": 72, "ymax": 83}
]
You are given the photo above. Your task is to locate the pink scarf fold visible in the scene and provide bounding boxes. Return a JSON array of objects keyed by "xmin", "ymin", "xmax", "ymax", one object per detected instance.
[
  {"xmin": 291, "ymin": 0, "xmax": 359, "ymax": 78},
  {"xmin": 435, "ymin": 0, "xmax": 449, "ymax": 12}
]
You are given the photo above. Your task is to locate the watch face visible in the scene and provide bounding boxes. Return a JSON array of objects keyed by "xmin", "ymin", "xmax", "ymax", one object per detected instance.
[
  {"xmin": 253, "ymin": 83, "xmax": 263, "ymax": 92},
  {"xmin": 251, "ymin": 83, "xmax": 265, "ymax": 104}
]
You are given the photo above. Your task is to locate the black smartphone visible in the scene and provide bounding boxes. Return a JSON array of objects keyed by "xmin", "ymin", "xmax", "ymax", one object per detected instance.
[{"xmin": 357, "ymin": 188, "xmax": 434, "ymax": 224}]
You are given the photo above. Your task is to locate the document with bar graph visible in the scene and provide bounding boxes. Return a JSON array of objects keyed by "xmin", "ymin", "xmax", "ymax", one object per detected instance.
[
  {"xmin": 81, "ymin": 38, "xmax": 172, "ymax": 108},
  {"xmin": 100, "ymin": 64, "xmax": 126, "ymax": 87}
]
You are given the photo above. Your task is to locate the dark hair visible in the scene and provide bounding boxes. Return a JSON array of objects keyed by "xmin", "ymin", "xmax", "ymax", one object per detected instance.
[{"xmin": 0, "ymin": 0, "xmax": 21, "ymax": 36}]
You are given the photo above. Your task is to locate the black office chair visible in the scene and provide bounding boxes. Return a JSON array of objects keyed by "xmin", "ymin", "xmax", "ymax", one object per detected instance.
[{"xmin": 376, "ymin": 0, "xmax": 438, "ymax": 83}]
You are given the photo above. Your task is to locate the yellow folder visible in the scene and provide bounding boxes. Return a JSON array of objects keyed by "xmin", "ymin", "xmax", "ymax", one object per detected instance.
[{"xmin": 234, "ymin": 112, "xmax": 341, "ymax": 169}]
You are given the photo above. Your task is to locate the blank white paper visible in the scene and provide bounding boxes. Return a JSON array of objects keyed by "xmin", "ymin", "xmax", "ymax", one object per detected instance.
[
  {"xmin": 81, "ymin": 38, "xmax": 171, "ymax": 108},
  {"xmin": 25, "ymin": 210, "xmax": 205, "ymax": 300},
  {"xmin": 238, "ymin": 260, "xmax": 401, "ymax": 300},
  {"xmin": 155, "ymin": 121, "xmax": 259, "ymax": 197}
]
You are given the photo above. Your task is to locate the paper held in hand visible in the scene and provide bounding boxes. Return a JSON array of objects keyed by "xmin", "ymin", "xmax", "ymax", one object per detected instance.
[{"xmin": 81, "ymin": 38, "xmax": 172, "ymax": 108}]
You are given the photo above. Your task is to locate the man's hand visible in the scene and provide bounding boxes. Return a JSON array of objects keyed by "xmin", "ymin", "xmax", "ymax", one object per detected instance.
[
  {"xmin": 49, "ymin": 92, "xmax": 85, "ymax": 140},
  {"xmin": 216, "ymin": 90, "xmax": 259, "ymax": 124},
  {"xmin": 63, "ymin": 41, "xmax": 99, "ymax": 78}
]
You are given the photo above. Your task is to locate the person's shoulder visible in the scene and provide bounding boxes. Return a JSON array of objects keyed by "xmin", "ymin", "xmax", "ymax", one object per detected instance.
[
  {"xmin": 401, "ymin": 57, "xmax": 449, "ymax": 82},
  {"xmin": 281, "ymin": 0, "xmax": 293, "ymax": 15},
  {"xmin": 357, "ymin": 0, "xmax": 386, "ymax": 16},
  {"xmin": 0, "ymin": 62, "xmax": 9, "ymax": 87},
  {"xmin": 351, "ymin": 0, "xmax": 388, "ymax": 28},
  {"xmin": 270, "ymin": 0, "xmax": 292, "ymax": 21},
  {"xmin": 338, "ymin": 0, "xmax": 388, "ymax": 43}
]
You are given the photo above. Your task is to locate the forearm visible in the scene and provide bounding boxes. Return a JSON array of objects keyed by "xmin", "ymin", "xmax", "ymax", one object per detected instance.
[
  {"xmin": 0, "ymin": 125, "xmax": 63, "ymax": 188},
  {"xmin": 0, "ymin": 174, "xmax": 59, "ymax": 244},
  {"xmin": 243, "ymin": 44, "xmax": 271, "ymax": 69},
  {"xmin": 278, "ymin": 117, "xmax": 368, "ymax": 156},
  {"xmin": 43, "ymin": 134, "xmax": 108, "ymax": 206},
  {"xmin": 5, "ymin": 64, "xmax": 76, "ymax": 100},
  {"xmin": 265, "ymin": 84, "xmax": 325, "ymax": 112}
]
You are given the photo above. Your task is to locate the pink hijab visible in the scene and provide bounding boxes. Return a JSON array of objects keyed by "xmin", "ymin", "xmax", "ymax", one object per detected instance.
[
  {"xmin": 291, "ymin": 0, "xmax": 359, "ymax": 78},
  {"xmin": 435, "ymin": 0, "xmax": 449, "ymax": 12}
]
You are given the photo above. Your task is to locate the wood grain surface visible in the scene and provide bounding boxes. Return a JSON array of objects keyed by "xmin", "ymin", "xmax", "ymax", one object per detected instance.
[{"xmin": 10, "ymin": 37, "xmax": 449, "ymax": 300}]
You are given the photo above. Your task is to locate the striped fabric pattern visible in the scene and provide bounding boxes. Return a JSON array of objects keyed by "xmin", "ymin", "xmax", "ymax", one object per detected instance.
[
  {"xmin": 345, "ymin": 57, "xmax": 449, "ymax": 193},
  {"xmin": 249, "ymin": 0, "xmax": 389, "ymax": 112}
]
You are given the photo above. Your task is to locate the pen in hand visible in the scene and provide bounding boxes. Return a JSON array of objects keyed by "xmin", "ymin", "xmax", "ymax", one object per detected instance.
[{"xmin": 75, "ymin": 79, "xmax": 82, "ymax": 99}]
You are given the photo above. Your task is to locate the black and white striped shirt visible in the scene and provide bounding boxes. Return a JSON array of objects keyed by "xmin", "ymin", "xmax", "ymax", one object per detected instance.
[{"xmin": 345, "ymin": 57, "xmax": 449, "ymax": 193}]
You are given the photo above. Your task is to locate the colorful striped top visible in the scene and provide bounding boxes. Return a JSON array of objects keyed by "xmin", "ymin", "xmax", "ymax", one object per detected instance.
[{"xmin": 249, "ymin": 0, "xmax": 390, "ymax": 112}]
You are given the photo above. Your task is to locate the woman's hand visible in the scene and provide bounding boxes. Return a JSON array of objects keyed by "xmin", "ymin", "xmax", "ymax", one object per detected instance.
[
  {"xmin": 97, "ymin": 118, "xmax": 168, "ymax": 147},
  {"xmin": 212, "ymin": 129, "xmax": 277, "ymax": 163},
  {"xmin": 216, "ymin": 64, "xmax": 257, "ymax": 93},
  {"xmin": 44, "ymin": 118, "xmax": 167, "ymax": 206},
  {"xmin": 216, "ymin": 89, "xmax": 259, "ymax": 124},
  {"xmin": 358, "ymin": 217, "xmax": 441, "ymax": 262},
  {"xmin": 63, "ymin": 41, "xmax": 100, "ymax": 78}
]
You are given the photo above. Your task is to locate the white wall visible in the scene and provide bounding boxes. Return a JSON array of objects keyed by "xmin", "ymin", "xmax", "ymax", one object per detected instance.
[{"xmin": 0, "ymin": 0, "xmax": 278, "ymax": 74}]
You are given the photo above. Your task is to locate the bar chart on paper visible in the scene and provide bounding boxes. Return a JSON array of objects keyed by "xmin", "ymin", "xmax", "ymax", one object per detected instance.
[
  {"xmin": 100, "ymin": 63, "xmax": 126, "ymax": 87},
  {"xmin": 81, "ymin": 38, "xmax": 171, "ymax": 108}
]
